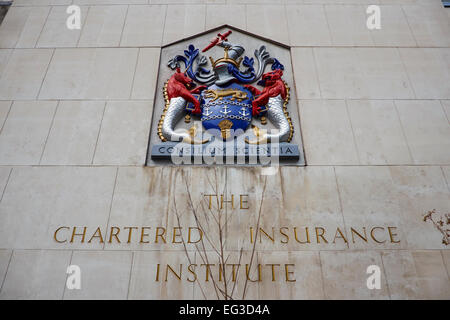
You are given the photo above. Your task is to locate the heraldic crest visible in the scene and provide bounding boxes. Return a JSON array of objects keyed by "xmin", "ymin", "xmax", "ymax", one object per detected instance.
[
  {"xmin": 149, "ymin": 28, "xmax": 304, "ymax": 164},
  {"xmin": 158, "ymin": 30, "xmax": 294, "ymax": 145}
]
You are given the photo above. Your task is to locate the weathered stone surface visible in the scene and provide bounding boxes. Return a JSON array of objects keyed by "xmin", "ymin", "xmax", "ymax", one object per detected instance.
[
  {"xmin": 299, "ymin": 100, "xmax": 359, "ymax": 165},
  {"xmin": 402, "ymin": 4, "xmax": 450, "ymax": 47},
  {"xmin": 313, "ymin": 48, "xmax": 415, "ymax": 99},
  {"xmin": 37, "ymin": 6, "xmax": 88, "ymax": 48},
  {"xmin": 0, "ymin": 167, "xmax": 11, "ymax": 199},
  {"xmin": 93, "ymin": 101, "xmax": 152, "ymax": 165},
  {"xmin": 247, "ymin": 5, "xmax": 289, "ymax": 45},
  {"xmin": 286, "ymin": 5, "xmax": 331, "ymax": 46},
  {"xmin": 258, "ymin": 251, "xmax": 324, "ymax": 299},
  {"xmin": 206, "ymin": 5, "xmax": 246, "ymax": 30},
  {"xmin": 0, "ymin": 6, "xmax": 50, "ymax": 49},
  {"xmin": 0, "ymin": 249, "xmax": 12, "ymax": 291},
  {"xmin": 0, "ymin": 101, "xmax": 11, "ymax": 131},
  {"xmin": 120, "ymin": 5, "xmax": 166, "ymax": 47},
  {"xmin": 0, "ymin": 0, "xmax": 449, "ymax": 301},
  {"xmin": 320, "ymin": 251, "xmax": 390, "ymax": 299},
  {"xmin": 335, "ymin": 166, "xmax": 407, "ymax": 249},
  {"xmin": 442, "ymin": 100, "xmax": 450, "ymax": 123},
  {"xmin": 0, "ymin": 49, "xmax": 53, "ymax": 100},
  {"xmin": 78, "ymin": 5, "xmax": 128, "ymax": 48},
  {"xmin": 39, "ymin": 48, "xmax": 138, "ymax": 100},
  {"xmin": 13, "ymin": 0, "xmax": 71, "ymax": 5},
  {"xmin": 131, "ymin": 48, "xmax": 160, "ymax": 100},
  {"xmin": 0, "ymin": 101, "xmax": 57, "ymax": 165},
  {"xmin": 389, "ymin": 166, "xmax": 450, "ymax": 249},
  {"xmin": 0, "ymin": 167, "xmax": 117, "ymax": 249},
  {"xmin": 129, "ymin": 251, "xmax": 194, "ymax": 300},
  {"xmin": 192, "ymin": 251, "xmax": 259, "ymax": 300},
  {"xmin": 64, "ymin": 251, "xmax": 132, "ymax": 300},
  {"xmin": 105, "ymin": 167, "xmax": 173, "ymax": 251},
  {"xmin": 163, "ymin": 5, "xmax": 206, "ymax": 46},
  {"xmin": 346, "ymin": 100, "xmax": 412, "ymax": 165},
  {"xmin": 399, "ymin": 48, "xmax": 450, "ymax": 100},
  {"xmin": 382, "ymin": 250, "xmax": 450, "ymax": 299},
  {"xmin": 0, "ymin": 250, "xmax": 71, "ymax": 299},
  {"xmin": 325, "ymin": 5, "xmax": 373, "ymax": 46},
  {"xmin": 41, "ymin": 101, "xmax": 105, "ymax": 165},
  {"xmin": 291, "ymin": 48, "xmax": 321, "ymax": 99},
  {"xmin": 369, "ymin": 5, "xmax": 416, "ymax": 47},
  {"xmin": 395, "ymin": 100, "xmax": 450, "ymax": 164}
]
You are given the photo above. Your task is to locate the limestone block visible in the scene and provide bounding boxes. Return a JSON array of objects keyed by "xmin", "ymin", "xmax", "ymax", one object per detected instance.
[
  {"xmin": 167, "ymin": 167, "xmax": 228, "ymax": 252},
  {"xmin": 192, "ymin": 251, "xmax": 259, "ymax": 300},
  {"xmin": 399, "ymin": 48, "xmax": 450, "ymax": 99},
  {"xmin": 441, "ymin": 101, "xmax": 450, "ymax": 124},
  {"xmin": 64, "ymin": 251, "xmax": 132, "ymax": 300},
  {"xmin": 206, "ymin": 5, "xmax": 246, "ymax": 30},
  {"xmin": 0, "ymin": 101, "xmax": 57, "ymax": 165},
  {"xmin": 74, "ymin": 0, "xmax": 146, "ymax": 4},
  {"xmin": 378, "ymin": 0, "xmax": 441, "ymax": 4},
  {"xmin": 221, "ymin": 167, "xmax": 347, "ymax": 251},
  {"xmin": 0, "ymin": 6, "xmax": 50, "ymax": 48},
  {"xmin": 163, "ymin": 5, "xmax": 207, "ymax": 46},
  {"xmin": 320, "ymin": 250, "xmax": 390, "ymax": 299},
  {"xmin": 335, "ymin": 166, "xmax": 407, "ymax": 249},
  {"xmin": 390, "ymin": 166, "xmax": 450, "ymax": 249},
  {"xmin": 37, "ymin": 6, "xmax": 88, "ymax": 48},
  {"xmin": 105, "ymin": 167, "xmax": 173, "ymax": 250},
  {"xmin": 442, "ymin": 250, "xmax": 450, "ymax": 280},
  {"xmin": 443, "ymin": 166, "xmax": 450, "ymax": 187},
  {"xmin": 0, "ymin": 101, "xmax": 11, "ymax": 130},
  {"xmin": 39, "ymin": 48, "xmax": 138, "ymax": 100},
  {"xmin": 395, "ymin": 100, "xmax": 450, "ymax": 164},
  {"xmin": 129, "ymin": 251, "xmax": 194, "ymax": 300},
  {"xmin": 40, "ymin": 101, "xmax": 105, "ymax": 165},
  {"xmin": 0, "ymin": 250, "xmax": 71, "ymax": 299},
  {"xmin": 120, "ymin": 5, "xmax": 166, "ymax": 47},
  {"xmin": 313, "ymin": 48, "xmax": 414, "ymax": 99},
  {"xmin": 346, "ymin": 100, "xmax": 412, "ymax": 165},
  {"xmin": 0, "ymin": 249, "xmax": 12, "ymax": 290},
  {"xmin": 304, "ymin": 0, "xmax": 378, "ymax": 3},
  {"xmin": 0, "ymin": 166, "xmax": 117, "ymax": 249},
  {"xmin": 369, "ymin": 5, "xmax": 416, "ymax": 46},
  {"xmin": 247, "ymin": 5, "xmax": 290, "ymax": 45},
  {"xmin": 0, "ymin": 49, "xmax": 53, "ymax": 100},
  {"xmin": 258, "ymin": 251, "xmax": 324, "ymax": 299},
  {"xmin": 78, "ymin": 5, "xmax": 128, "ymax": 48},
  {"xmin": 225, "ymin": 168, "xmax": 284, "ymax": 251},
  {"xmin": 299, "ymin": 99, "xmax": 359, "ymax": 165},
  {"xmin": 13, "ymin": 0, "xmax": 71, "ymax": 5},
  {"xmin": 0, "ymin": 49, "xmax": 12, "ymax": 75},
  {"xmin": 131, "ymin": 48, "xmax": 161, "ymax": 100},
  {"xmin": 291, "ymin": 48, "xmax": 321, "ymax": 99},
  {"xmin": 228, "ymin": 0, "xmax": 277, "ymax": 3},
  {"xmin": 325, "ymin": 5, "xmax": 373, "ymax": 46},
  {"xmin": 285, "ymin": 5, "xmax": 331, "ymax": 46},
  {"xmin": 403, "ymin": 4, "xmax": 450, "ymax": 47},
  {"xmin": 93, "ymin": 101, "xmax": 152, "ymax": 165},
  {"xmin": 278, "ymin": 166, "xmax": 348, "ymax": 250},
  {"xmin": 0, "ymin": 167, "xmax": 11, "ymax": 199},
  {"xmin": 382, "ymin": 250, "xmax": 450, "ymax": 299}
]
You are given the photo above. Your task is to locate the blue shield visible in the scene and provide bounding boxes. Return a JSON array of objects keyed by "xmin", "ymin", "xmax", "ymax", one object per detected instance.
[{"xmin": 200, "ymin": 83, "xmax": 253, "ymax": 140}]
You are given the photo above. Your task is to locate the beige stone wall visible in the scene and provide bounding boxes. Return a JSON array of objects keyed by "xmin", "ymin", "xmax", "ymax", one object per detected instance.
[{"xmin": 0, "ymin": 0, "xmax": 449, "ymax": 299}]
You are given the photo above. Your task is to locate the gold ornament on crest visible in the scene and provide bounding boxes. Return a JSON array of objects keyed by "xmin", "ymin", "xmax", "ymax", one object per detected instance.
[{"xmin": 218, "ymin": 119, "xmax": 233, "ymax": 140}]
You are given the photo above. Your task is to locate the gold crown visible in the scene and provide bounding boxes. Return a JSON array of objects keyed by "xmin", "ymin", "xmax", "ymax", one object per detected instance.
[{"xmin": 209, "ymin": 47, "xmax": 243, "ymax": 68}]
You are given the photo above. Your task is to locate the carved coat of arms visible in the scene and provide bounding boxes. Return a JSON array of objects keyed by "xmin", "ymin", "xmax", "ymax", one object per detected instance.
[{"xmin": 149, "ymin": 28, "xmax": 305, "ymax": 165}]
